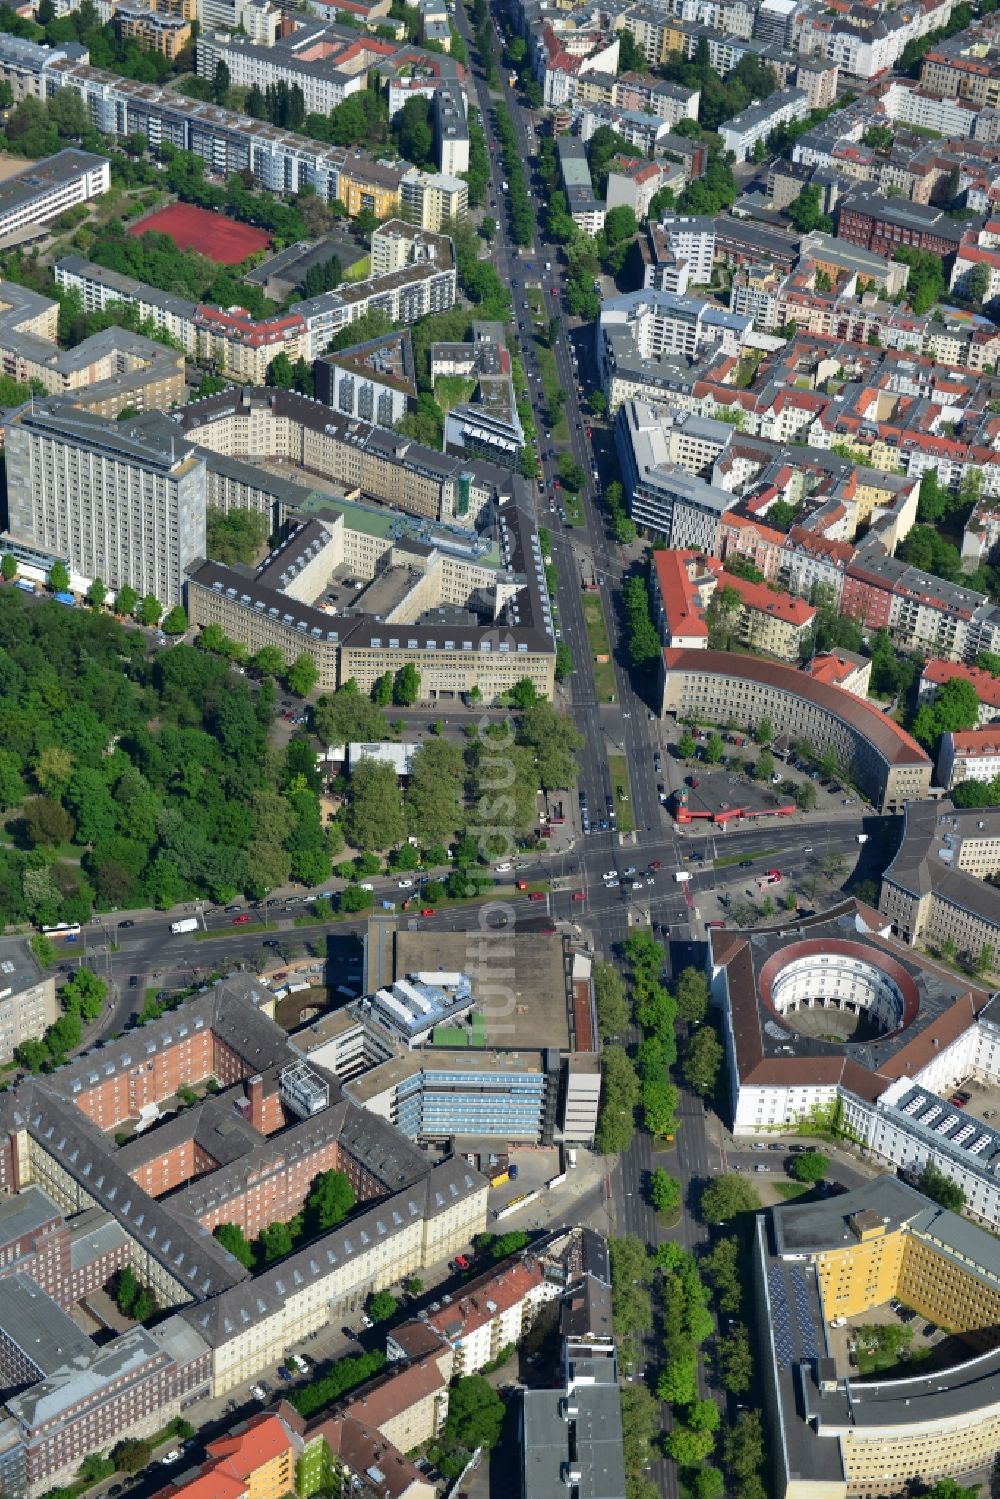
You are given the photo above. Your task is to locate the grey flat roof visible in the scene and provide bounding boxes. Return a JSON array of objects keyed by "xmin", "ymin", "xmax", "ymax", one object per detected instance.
[
  {"xmin": 883, "ymin": 799, "xmax": 1000, "ymax": 930},
  {"xmin": 521, "ymin": 1374, "xmax": 626, "ymax": 1499},
  {"xmin": 0, "ymin": 1185, "xmax": 62, "ymax": 1247},
  {"xmin": 0, "ymin": 1273, "xmax": 94, "ymax": 1379}
]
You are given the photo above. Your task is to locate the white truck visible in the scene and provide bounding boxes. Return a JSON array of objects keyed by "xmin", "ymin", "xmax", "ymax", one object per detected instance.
[{"xmin": 170, "ymin": 917, "xmax": 198, "ymax": 934}]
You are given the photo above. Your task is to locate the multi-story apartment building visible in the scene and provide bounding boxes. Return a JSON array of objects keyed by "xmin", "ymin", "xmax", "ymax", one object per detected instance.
[
  {"xmin": 649, "ymin": 548, "xmax": 711, "ymax": 649},
  {"xmin": 919, "ymin": 16, "xmax": 1000, "ymax": 108},
  {"xmin": 314, "ymin": 329, "xmax": 416, "ymax": 427},
  {"xmin": 919, "ymin": 660, "xmax": 1000, "ymax": 725},
  {"xmin": 710, "ymin": 567, "xmax": 816, "ymax": 661},
  {"xmin": 642, "ymin": 216, "xmax": 716, "ymax": 290},
  {"xmin": 0, "ymin": 975, "xmax": 489, "ymax": 1417},
  {"xmin": 836, "ymin": 191, "xmax": 973, "ymax": 260},
  {"xmin": 659, "ymin": 648, "xmax": 932, "ymax": 810},
  {"xmin": 4, "ymin": 401, "xmax": 205, "ymax": 610},
  {"xmin": 937, "ymin": 728, "xmax": 1000, "ymax": 790},
  {"xmin": 879, "ymin": 799, "xmax": 1000, "ymax": 959},
  {"xmin": 0, "ymin": 943, "xmax": 57, "ymax": 1067},
  {"xmin": 55, "ymin": 222, "xmax": 455, "ymax": 371},
  {"xmin": 719, "ymin": 87, "xmax": 808, "ymax": 162},
  {"xmin": 399, "ymin": 169, "xmax": 467, "ymax": 231},
  {"xmin": 113, "ymin": 5, "xmax": 191, "ymax": 57},
  {"xmin": 388, "ymin": 1256, "xmax": 559, "ymax": 1375},
  {"xmin": 0, "ymin": 150, "xmax": 109, "ymax": 240},
  {"xmin": 757, "ymin": 1177, "xmax": 1000, "ymax": 1498},
  {"xmin": 599, "ymin": 290, "xmax": 751, "ymax": 372},
  {"xmin": 616, "ymin": 399, "xmax": 736, "ymax": 547}
]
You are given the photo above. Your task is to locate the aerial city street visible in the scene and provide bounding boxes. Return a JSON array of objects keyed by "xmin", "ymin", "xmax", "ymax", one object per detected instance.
[{"xmin": 0, "ymin": 0, "xmax": 998, "ymax": 1496}]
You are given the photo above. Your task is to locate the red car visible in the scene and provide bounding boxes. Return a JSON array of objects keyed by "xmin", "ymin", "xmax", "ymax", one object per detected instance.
[
  {"xmin": 233, "ymin": 914, "xmax": 250, "ymax": 925},
  {"xmin": 554, "ymin": 479, "xmax": 561, "ymax": 489},
  {"xmin": 572, "ymin": 890, "xmax": 585, "ymax": 901},
  {"xmin": 516, "ymin": 879, "xmax": 528, "ymax": 890},
  {"xmin": 550, "ymin": 287, "xmax": 558, "ymax": 296},
  {"xmin": 453, "ymin": 1254, "xmax": 471, "ymax": 1271},
  {"xmin": 586, "ymin": 427, "xmax": 592, "ymax": 438},
  {"xmin": 421, "ymin": 907, "xmax": 436, "ymax": 917},
  {"xmin": 648, "ymin": 860, "xmax": 662, "ymax": 871},
  {"xmin": 529, "ymin": 891, "xmax": 545, "ymax": 902},
  {"xmin": 767, "ymin": 868, "xmax": 782, "ymax": 883}
]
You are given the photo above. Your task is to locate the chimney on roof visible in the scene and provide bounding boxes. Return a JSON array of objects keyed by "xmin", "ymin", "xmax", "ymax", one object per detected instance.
[{"xmin": 247, "ymin": 1074, "xmax": 265, "ymax": 1131}]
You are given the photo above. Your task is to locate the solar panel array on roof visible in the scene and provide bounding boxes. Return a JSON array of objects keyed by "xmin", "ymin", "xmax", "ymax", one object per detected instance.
[{"xmin": 769, "ymin": 1264, "xmax": 794, "ymax": 1370}]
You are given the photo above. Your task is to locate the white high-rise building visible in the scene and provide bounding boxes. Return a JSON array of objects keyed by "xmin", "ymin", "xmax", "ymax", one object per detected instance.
[{"xmin": 4, "ymin": 402, "xmax": 206, "ymax": 608}]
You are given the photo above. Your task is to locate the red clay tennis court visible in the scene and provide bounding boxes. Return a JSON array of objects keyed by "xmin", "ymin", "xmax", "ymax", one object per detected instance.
[{"xmin": 127, "ymin": 203, "xmax": 271, "ymax": 265}]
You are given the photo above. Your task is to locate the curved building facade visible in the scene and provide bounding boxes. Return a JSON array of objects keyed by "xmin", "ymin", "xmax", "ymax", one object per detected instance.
[
  {"xmin": 756, "ymin": 1177, "xmax": 1000, "ymax": 1498},
  {"xmin": 658, "ymin": 647, "xmax": 932, "ymax": 812}
]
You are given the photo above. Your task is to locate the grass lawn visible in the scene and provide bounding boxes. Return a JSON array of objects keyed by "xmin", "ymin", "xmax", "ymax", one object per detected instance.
[
  {"xmin": 774, "ymin": 1181, "xmax": 810, "ymax": 1200},
  {"xmin": 563, "ymin": 490, "xmax": 584, "ymax": 526},
  {"xmin": 607, "ymin": 754, "xmax": 635, "ymax": 834},
  {"xmin": 344, "ymin": 255, "xmax": 371, "ymax": 282},
  {"xmin": 715, "ymin": 847, "xmax": 777, "ymax": 869},
  {"xmin": 536, "ymin": 344, "xmax": 569, "ymax": 441},
  {"xmin": 581, "ymin": 592, "xmax": 617, "ymax": 703}
]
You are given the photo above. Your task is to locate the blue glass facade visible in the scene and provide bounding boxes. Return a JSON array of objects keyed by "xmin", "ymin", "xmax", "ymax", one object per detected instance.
[{"xmin": 394, "ymin": 1067, "xmax": 546, "ymax": 1139}]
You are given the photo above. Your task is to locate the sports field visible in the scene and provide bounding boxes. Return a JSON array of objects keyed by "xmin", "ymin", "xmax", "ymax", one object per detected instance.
[{"xmin": 127, "ymin": 202, "xmax": 271, "ymax": 264}]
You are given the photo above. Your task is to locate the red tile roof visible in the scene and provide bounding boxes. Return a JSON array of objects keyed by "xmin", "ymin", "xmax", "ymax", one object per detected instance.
[
  {"xmin": 651, "ymin": 549, "xmax": 708, "ymax": 642},
  {"xmin": 922, "ymin": 659, "xmax": 1000, "ymax": 711},
  {"xmin": 948, "ymin": 729, "xmax": 1000, "ymax": 756},
  {"xmin": 662, "ymin": 648, "xmax": 929, "ymax": 766},
  {"xmin": 718, "ymin": 571, "xmax": 815, "ymax": 629}
]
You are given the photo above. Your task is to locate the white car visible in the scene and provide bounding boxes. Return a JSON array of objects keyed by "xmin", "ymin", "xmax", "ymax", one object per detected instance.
[
  {"xmin": 632, "ymin": 880, "xmax": 644, "ymax": 891},
  {"xmin": 250, "ymin": 1384, "xmax": 268, "ymax": 1402},
  {"xmin": 602, "ymin": 870, "xmax": 618, "ymax": 882},
  {"xmin": 495, "ymin": 862, "xmax": 513, "ymax": 873},
  {"xmin": 161, "ymin": 1451, "xmax": 182, "ymax": 1466},
  {"xmin": 397, "ymin": 879, "xmax": 414, "ymax": 889}
]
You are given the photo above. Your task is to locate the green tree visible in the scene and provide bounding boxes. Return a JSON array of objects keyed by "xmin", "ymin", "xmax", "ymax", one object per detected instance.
[
  {"xmin": 594, "ymin": 961, "xmax": 630, "ymax": 1039},
  {"xmin": 313, "ymin": 682, "xmax": 388, "ymax": 745},
  {"xmin": 691, "ymin": 1469, "xmax": 725, "ymax": 1499},
  {"xmin": 703, "ymin": 732, "xmax": 724, "ymax": 765},
  {"xmin": 138, "ymin": 594, "xmax": 162, "ymax": 626},
  {"xmin": 677, "ymin": 730, "xmax": 696, "ymax": 760},
  {"xmin": 367, "ymin": 1289, "xmax": 398, "ymax": 1322},
  {"xmin": 791, "ymin": 1149, "xmax": 829, "ymax": 1183},
  {"xmin": 259, "ymin": 1218, "xmax": 298, "ymax": 1262},
  {"xmin": 665, "ymin": 1426, "xmax": 715, "ymax": 1466},
  {"xmin": 674, "ymin": 966, "xmax": 709, "ymax": 1025},
  {"xmin": 440, "ymin": 1374, "xmax": 505, "ymax": 1453},
  {"xmin": 115, "ymin": 583, "xmax": 138, "ymax": 617},
  {"xmin": 657, "ymin": 1350, "xmax": 698, "ymax": 1407},
  {"xmin": 87, "ymin": 577, "xmax": 106, "ymax": 609},
  {"xmin": 111, "ymin": 1438, "xmax": 153, "ymax": 1474},
  {"xmin": 213, "ymin": 1222, "xmax": 256, "ymax": 1269},
  {"xmin": 650, "ymin": 1168, "xmax": 681, "ymax": 1216},
  {"xmin": 161, "ymin": 605, "xmax": 187, "ymax": 635},
  {"xmin": 796, "ymin": 780, "xmax": 817, "ymax": 811},
  {"xmin": 305, "ymin": 1168, "xmax": 356, "ymax": 1229},
  {"xmin": 288, "ymin": 652, "xmax": 320, "ymax": 698},
  {"xmin": 393, "ymin": 662, "xmax": 420, "ymax": 706},
  {"xmin": 595, "ymin": 1043, "xmax": 639, "ymax": 1153},
  {"xmin": 719, "ymin": 1322, "xmax": 753, "ymax": 1394},
  {"xmin": 682, "ymin": 1025, "xmax": 723, "ymax": 1098},
  {"xmin": 701, "ymin": 1172, "xmax": 760, "ymax": 1224},
  {"xmin": 918, "ymin": 1159, "xmax": 965, "ymax": 1212},
  {"xmin": 1, "ymin": 554, "xmax": 17, "ymax": 582},
  {"xmin": 61, "ymin": 967, "xmax": 107, "ymax": 1022},
  {"xmin": 49, "ymin": 561, "xmax": 70, "ymax": 594},
  {"xmin": 342, "ymin": 759, "xmax": 405, "ymax": 851}
]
